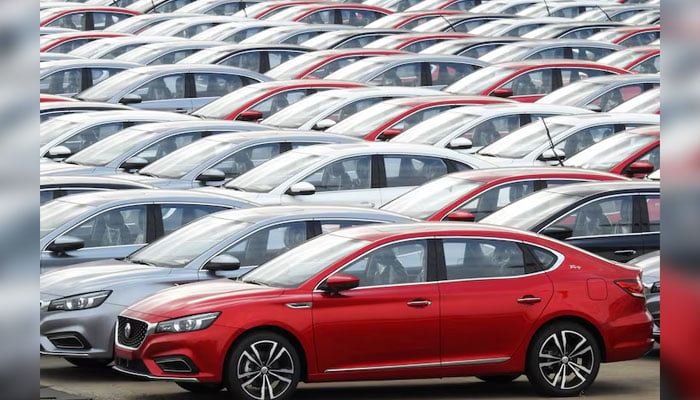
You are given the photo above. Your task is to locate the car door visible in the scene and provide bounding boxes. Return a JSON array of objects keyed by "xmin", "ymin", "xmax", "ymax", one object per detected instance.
[
  {"xmin": 126, "ymin": 73, "xmax": 193, "ymax": 112},
  {"xmin": 192, "ymin": 72, "xmax": 256, "ymax": 111},
  {"xmin": 640, "ymin": 193, "xmax": 660, "ymax": 255},
  {"xmin": 312, "ymin": 239, "xmax": 441, "ymax": 376},
  {"xmin": 266, "ymin": 50, "xmax": 307, "ymax": 72},
  {"xmin": 201, "ymin": 142, "xmax": 284, "ymax": 185},
  {"xmin": 86, "ymin": 67, "xmax": 127, "ymax": 91},
  {"xmin": 447, "ymin": 180, "xmax": 537, "ymax": 221},
  {"xmin": 379, "ymin": 155, "xmax": 450, "ymax": 205},
  {"xmin": 427, "ymin": 61, "xmax": 480, "ymax": 89},
  {"xmin": 495, "ymin": 68, "xmax": 555, "ymax": 102},
  {"xmin": 40, "ymin": 204, "xmax": 152, "ymax": 273},
  {"xmin": 437, "ymin": 238, "xmax": 554, "ymax": 370},
  {"xmin": 370, "ymin": 62, "xmax": 422, "ymax": 87}
]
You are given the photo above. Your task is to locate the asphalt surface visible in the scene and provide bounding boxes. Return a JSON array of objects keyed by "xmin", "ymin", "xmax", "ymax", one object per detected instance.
[{"xmin": 41, "ymin": 347, "xmax": 659, "ymax": 400}]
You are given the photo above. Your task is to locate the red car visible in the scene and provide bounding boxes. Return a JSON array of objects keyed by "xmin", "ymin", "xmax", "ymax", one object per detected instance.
[
  {"xmin": 192, "ymin": 80, "xmax": 368, "ymax": 121},
  {"xmin": 364, "ymin": 32, "xmax": 474, "ymax": 52},
  {"xmin": 39, "ymin": 6, "xmax": 140, "ymax": 31},
  {"xmin": 40, "ymin": 31, "xmax": 130, "ymax": 53},
  {"xmin": 381, "ymin": 167, "xmax": 626, "ymax": 221},
  {"xmin": 114, "ymin": 222, "xmax": 652, "ymax": 398},
  {"xmin": 588, "ymin": 26, "xmax": 660, "ymax": 48},
  {"xmin": 445, "ymin": 60, "xmax": 629, "ymax": 102},
  {"xmin": 366, "ymin": 10, "xmax": 465, "ymax": 29},
  {"xmin": 266, "ymin": 49, "xmax": 407, "ymax": 80},
  {"xmin": 565, "ymin": 126, "xmax": 660, "ymax": 178},
  {"xmin": 265, "ymin": 4, "xmax": 391, "ymax": 26},
  {"xmin": 599, "ymin": 46, "xmax": 660, "ymax": 74},
  {"xmin": 325, "ymin": 95, "xmax": 516, "ymax": 141},
  {"xmin": 40, "ymin": 94, "xmax": 79, "ymax": 103}
]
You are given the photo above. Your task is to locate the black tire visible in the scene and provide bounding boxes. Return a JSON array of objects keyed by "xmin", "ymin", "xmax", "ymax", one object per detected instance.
[
  {"xmin": 175, "ymin": 382, "xmax": 223, "ymax": 393},
  {"xmin": 525, "ymin": 321, "xmax": 601, "ymax": 397},
  {"xmin": 226, "ymin": 331, "xmax": 301, "ymax": 400},
  {"xmin": 476, "ymin": 374, "xmax": 521, "ymax": 383},
  {"xmin": 64, "ymin": 357, "xmax": 112, "ymax": 368}
]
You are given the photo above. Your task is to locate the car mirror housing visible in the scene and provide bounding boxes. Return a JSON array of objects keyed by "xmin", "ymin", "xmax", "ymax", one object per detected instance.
[
  {"xmin": 447, "ymin": 137, "xmax": 473, "ymax": 150},
  {"xmin": 538, "ymin": 149, "xmax": 566, "ymax": 162},
  {"xmin": 627, "ymin": 160, "xmax": 655, "ymax": 175},
  {"xmin": 119, "ymin": 93, "xmax": 142, "ymax": 105},
  {"xmin": 203, "ymin": 255, "xmax": 241, "ymax": 272},
  {"xmin": 237, "ymin": 110, "xmax": 264, "ymax": 122},
  {"xmin": 287, "ymin": 182, "xmax": 316, "ymax": 196},
  {"xmin": 492, "ymin": 87, "xmax": 513, "ymax": 98},
  {"xmin": 120, "ymin": 156, "xmax": 150, "ymax": 171},
  {"xmin": 446, "ymin": 210, "xmax": 476, "ymax": 222},
  {"xmin": 46, "ymin": 145, "xmax": 72, "ymax": 160},
  {"xmin": 541, "ymin": 225, "xmax": 573, "ymax": 241},
  {"xmin": 313, "ymin": 119, "xmax": 337, "ymax": 130},
  {"xmin": 322, "ymin": 274, "xmax": 360, "ymax": 293},
  {"xmin": 196, "ymin": 168, "xmax": 226, "ymax": 183},
  {"xmin": 47, "ymin": 235, "xmax": 85, "ymax": 254}
]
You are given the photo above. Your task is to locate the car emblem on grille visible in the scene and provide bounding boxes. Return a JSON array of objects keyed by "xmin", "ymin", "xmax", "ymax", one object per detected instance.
[{"xmin": 124, "ymin": 322, "xmax": 132, "ymax": 339}]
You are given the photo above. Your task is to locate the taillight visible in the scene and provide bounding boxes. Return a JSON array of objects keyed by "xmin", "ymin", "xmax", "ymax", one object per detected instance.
[{"xmin": 615, "ymin": 278, "xmax": 645, "ymax": 298}]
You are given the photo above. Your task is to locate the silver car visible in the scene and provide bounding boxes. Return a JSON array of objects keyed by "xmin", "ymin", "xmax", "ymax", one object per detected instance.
[
  {"xmin": 196, "ymin": 142, "xmax": 497, "ymax": 207},
  {"xmin": 479, "ymin": 39, "xmax": 622, "ymax": 63},
  {"xmin": 40, "ymin": 189, "xmax": 255, "ymax": 272},
  {"xmin": 68, "ymin": 35, "xmax": 186, "ymax": 59},
  {"xmin": 40, "ymin": 175, "xmax": 156, "ymax": 204},
  {"xmin": 105, "ymin": 13, "xmax": 201, "ymax": 34},
  {"xmin": 40, "ymin": 120, "xmax": 267, "ymax": 176},
  {"xmin": 115, "ymin": 41, "xmax": 228, "ymax": 65},
  {"xmin": 240, "ymin": 24, "xmax": 353, "ymax": 45},
  {"xmin": 40, "ymin": 101, "xmax": 133, "ymax": 123},
  {"xmin": 178, "ymin": 43, "xmax": 311, "ymax": 73},
  {"xmin": 139, "ymin": 16, "xmax": 251, "ymax": 38},
  {"xmin": 74, "ymin": 64, "xmax": 270, "ymax": 112},
  {"xmin": 175, "ymin": 0, "xmax": 267, "ymax": 15},
  {"xmin": 40, "ymin": 59, "xmax": 141, "ymax": 97},
  {"xmin": 40, "ymin": 205, "xmax": 413, "ymax": 366},
  {"xmin": 190, "ymin": 21, "xmax": 298, "ymax": 43},
  {"xmin": 40, "ymin": 110, "xmax": 196, "ymax": 160},
  {"xmin": 109, "ymin": 130, "xmax": 360, "ymax": 188}
]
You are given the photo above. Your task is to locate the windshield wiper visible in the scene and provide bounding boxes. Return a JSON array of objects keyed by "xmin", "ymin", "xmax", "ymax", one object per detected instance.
[
  {"xmin": 225, "ymin": 185, "xmax": 245, "ymax": 191},
  {"xmin": 128, "ymin": 258, "xmax": 156, "ymax": 267},
  {"xmin": 242, "ymin": 279, "xmax": 267, "ymax": 286},
  {"xmin": 138, "ymin": 171, "xmax": 159, "ymax": 177}
]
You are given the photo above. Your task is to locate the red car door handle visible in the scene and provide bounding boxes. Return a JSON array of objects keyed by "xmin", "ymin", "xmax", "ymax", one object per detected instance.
[
  {"xmin": 406, "ymin": 300, "xmax": 432, "ymax": 308},
  {"xmin": 517, "ymin": 296, "xmax": 542, "ymax": 305}
]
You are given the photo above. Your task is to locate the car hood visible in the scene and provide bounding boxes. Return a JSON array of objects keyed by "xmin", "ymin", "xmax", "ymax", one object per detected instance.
[
  {"xmin": 40, "ymin": 162, "xmax": 99, "ymax": 176},
  {"xmin": 40, "ymin": 259, "xmax": 175, "ymax": 300},
  {"xmin": 104, "ymin": 172, "xmax": 187, "ymax": 188},
  {"xmin": 126, "ymin": 279, "xmax": 284, "ymax": 320}
]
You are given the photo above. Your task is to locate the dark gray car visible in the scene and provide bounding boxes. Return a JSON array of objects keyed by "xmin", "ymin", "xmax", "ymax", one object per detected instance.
[
  {"xmin": 40, "ymin": 206, "xmax": 414, "ymax": 366},
  {"xmin": 630, "ymin": 250, "xmax": 660, "ymax": 342}
]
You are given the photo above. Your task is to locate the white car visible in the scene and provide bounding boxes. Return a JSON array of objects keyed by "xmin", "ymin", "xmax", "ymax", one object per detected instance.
[
  {"xmin": 472, "ymin": 112, "xmax": 660, "ymax": 166},
  {"xmin": 196, "ymin": 142, "xmax": 497, "ymax": 208},
  {"xmin": 261, "ymin": 86, "xmax": 444, "ymax": 130},
  {"xmin": 391, "ymin": 103, "xmax": 593, "ymax": 152}
]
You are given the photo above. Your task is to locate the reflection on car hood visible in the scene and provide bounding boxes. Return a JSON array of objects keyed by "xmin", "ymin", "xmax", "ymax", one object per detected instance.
[
  {"xmin": 104, "ymin": 173, "xmax": 188, "ymax": 188},
  {"xmin": 192, "ymin": 186, "xmax": 276, "ymax": 204},
  {"xmin": 40, "ymin": 162, "xmax": 93, "ymax": 175}
]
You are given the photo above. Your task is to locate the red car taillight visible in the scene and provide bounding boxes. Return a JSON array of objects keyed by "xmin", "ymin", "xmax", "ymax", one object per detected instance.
[{"xmin": 615, "ymin": 278, "xmax": 645, "ymax": 298}]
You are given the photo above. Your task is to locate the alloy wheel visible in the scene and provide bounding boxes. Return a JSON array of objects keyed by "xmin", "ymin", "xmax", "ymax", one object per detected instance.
[{"xmin": 237, "ymin": 339, "xmax": 296, "ymax": 400}]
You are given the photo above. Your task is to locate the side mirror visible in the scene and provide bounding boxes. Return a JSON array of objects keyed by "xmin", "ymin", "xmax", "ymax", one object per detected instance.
[
  {"xmin": 446, "ymin": 137, "xmax": 473, "ymax": 150},
  {"xmin": 120, "ymin": 156, "xmax": 149, "ymax": 171},
  {"xmin": 46, "ymin": 145, "xmax": 72, "ymax": 160},
  {"xmin": 47, "ymin": 236, "xmax": 84, "ymax": 254},
  {"xmin": 585, "ymin": 104, "xmax": 602, "ymax": 112},
  {"xmin": 119, "ymin": 93, "xmax": 142, "ymax": 105},
  {"xmin": 378, "ymin": 128, "xmax": 403, "ymax": 141},
  {"xmin": 203, "ymin": 255, "xmax": 241, "ymax": 272},
  {"xmin": 627, "ymin": 160, "xmax": 655, "ymax": 175},
  {"xmin": 541, "ymin": 226, "xmax": 573, "ymax": 241},
  {"xmin": 196, "ymin": 168, "xmax": 226, "ymax": 183},
  {"xmin": 322, "ymin": 274, "xmax": 360, "ymax": 293},
  {"xmin": 492, "ymin": 88, "xmax": 513, "ymax": 98},
  {"xmin": 446, "ymin": 210, "xmax": 476, "ymax": 222},
  {"xmin": 313, "ymin": 119, "xmax": 337, "ymax": 131},
  {"xmin": 237, "ymin": 110, "xmax": 264, "ymax": 122},
  {"xmin": 538, "ymin": 148, "xmax": 566, "ymax": 162},
  {"xmin": 286, "ymin": 181, "xmax": 315, "ymax": 196}
]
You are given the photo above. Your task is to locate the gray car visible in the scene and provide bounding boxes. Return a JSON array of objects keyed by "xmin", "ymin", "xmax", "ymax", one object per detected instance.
[
  {"xmin": 40, "ymin": 59, "xmax": 141, "ymax": 97},
  {"xmin": 40, "ymin": 189, "xmax": 255, "ymax": 272},
  {"xmin": 479, "ymin": 39, "xmax": 622, "ymax": 63},
  {"xmin": 629, "ymin": 250, "xmax": 660, "ymax": 342},
  {"xmin": 40, "ymin": 101, "xmax": 133, "ymax": 122},
  {"xmin": 139, "ymin": 16, "xmax": 251, "ymax": 38},
  {"xmin": 108, "ymin": 130, "xmax": 360, "ymax": 189},
  {"xmin": 40, "ymin": 175, "xmax": 156, "ymax": 204},
  {"xmin": 68, "ymin": 35, "xmax": 186, "ymax": 59},
  {"xmin": 39, "ymin": 205, "xmax": 414, "ymax": 366},
  {"xmin": 178, "ymin": 43, "xmax": 311, "ymax": 73},
  {"xmin": 240, "ymin": 24, "xmax": 354, "ymax": 45},
  {"xmin": 115, "ymin": 41, "xmax": 229, "ymax": 65},
  {"xmin": 105, "ymin": 13, "xmax": 202, "ymax": 34},
  {"xmin": 40, "ymin": 120, "xmax": 267, "ymax": 176},
  {"xmin": 74, "ymin": 64, "xmax": 270, "ymax": 113}
]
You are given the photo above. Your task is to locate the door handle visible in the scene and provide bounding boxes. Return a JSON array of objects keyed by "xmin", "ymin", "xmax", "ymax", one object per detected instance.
[
  {"xmin": 517, "ymin": 296, "xmax": 541, "ymax": 305},
  {"xmin": 359, "ymin": 201, "xmax": 375, "ymax": 207},
  {"xmin": 173, "ymin": 108, "xmax": 188, "ymax": 114},
  {"xmin": 614, "ymin": 249, "xmax": 637, "ymax": 256},
  {"xmin": 406, "ymin": 299, "xmax": 432, "ymax": 308}
]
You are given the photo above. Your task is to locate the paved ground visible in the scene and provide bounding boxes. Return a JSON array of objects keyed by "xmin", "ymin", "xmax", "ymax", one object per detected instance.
[{"xmin": 41, "ymin": 347, "xmax": 659, "ymax": 400}]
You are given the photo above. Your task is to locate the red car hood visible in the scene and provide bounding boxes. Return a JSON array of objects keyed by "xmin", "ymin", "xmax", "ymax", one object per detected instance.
[{"xmin": 125, "ymin": 279, "xmax": 284, "ymax": 321}]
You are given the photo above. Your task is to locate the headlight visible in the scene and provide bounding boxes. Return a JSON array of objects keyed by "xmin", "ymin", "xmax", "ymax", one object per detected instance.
[
  {"xmin": 48, "ymin": 290, "xmax": 111, "ymax": 311},
  {"xmin": 155, "ymin": 312, "xmax": 220, "ymax": 334}
]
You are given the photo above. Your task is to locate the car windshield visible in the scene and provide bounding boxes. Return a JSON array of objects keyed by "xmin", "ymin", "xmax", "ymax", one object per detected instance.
[
  {"xmin": 140, "ymin": 138, "xmax": 238, "ymax": 178},
  {"xmin": 480, "ymin": 43, "xmax": 534, "ymax": 63},
  {"xmin": 611, "ymin": 88, "xmax": 659, "ymax": 113},
  {"xmin": 242, "ymin": 26, "xmax": 295, "ymax": 43},
  {"xmin": 224, "ymin": 150, "xmax": 323, "ymax": 192},
  {"xmin": 445, "ymin": 65, "xmax": 515, "ymax": 94},
  {"xmin": 588, "ymin": 29, "xmax": 626, "ymax": 42},
  {"xmin": 301, "ymin": 31, "xmax": 345, "ymax": 48},
  {"xmin": 193, "ymin": 86, "xmax": 269, "ymax": 119},
  {"xmin": 522, "ymin": 24, "xmax": 567, "ymax": 39},
  {"xmin": 392, "ymin": 109, "xmax": 481, "ymax": 144},
  {"xmin": 469, "ymin": 20, "xmax": 513, "ymax": 36},
  {"xmin": 40, "ymin": 200, "xmax": 95, "ymax": 239},
  {"xmin": 481, "ymin": 191, "xmax": 580, "ymax": 229},
  {"xmin": 66, "ymin": 126, "xmax": 154, "ymax": 166},
  {"xmin": 537, "ymin": 81, "xmax": 609, "ymax": 106},
  {"xmin": 263, "ymin": 93, "xmax": 345, "ymax": 128},
  {"xmin": 598, "ymin": 49, "xmax": 650, "ymax": 69},
  {"xmin": 565, "ymin": 132, "xmax": 657, "ymax": 170},
  {"xmin": 326, "ymin": 102, "xmax": 412, "ymax": 137},
  {"xmin": 179, "ymin": 47, "xmax": 228, "ymax": 63},
  {"xmin": 265, "ymin": 6, "xmax": 305, "ymax": 21},
  {"xmin": 127, "ymin": 217, "xmax": 252, "ymax": 268},
  {"xmin": 420, "ymin": 40, "xmax": 465, "ymax": 55},
  {"xmin": 366, "ymin": 14, "xmax": 411, "ymax": 28},
  {"xmin": 364, "ymin": 36, "xmax": 406, "ymax": 49},
  {"xmin": 325, "ymin": 58, "xmax": 387, "ymax": 81},
  {"xmin": 240, "ymin": 234, "xmax": 370, "ymax": 288},
  {"xmin": 40, "ymin": 118, "xmax": 82, "ymax": 146},
  {"xmin": 266, "ymin": 52, "xmax": 333, "ymax": 80},
  {"xmin": 116, "ymin": 45, "xmax": 161, "ymax": 64},
  {"xmin": 478, "ymin": 121, "xmax": 572, "ymax": 158},
  {"xmin": 69, "ymin": 40, "xmax": 111, "ymax": 58},
  {"xmin": 381, "ymin": 176, "xmax": 485, "ymax": 218},
  {"xmin": 76, "ymin": 70, "xmax": 146, "ymax": 102}
]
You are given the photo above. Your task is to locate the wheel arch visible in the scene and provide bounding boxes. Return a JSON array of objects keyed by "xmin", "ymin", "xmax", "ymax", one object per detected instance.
[{"xmin": 528, "ymin": 315, "xmax": 608, "ymax": 363}]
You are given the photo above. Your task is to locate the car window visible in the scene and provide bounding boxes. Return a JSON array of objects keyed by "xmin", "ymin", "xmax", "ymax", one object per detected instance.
[
  {"xmin": 319, "ymin": 219, "xmax": 376, "ymax": 234},
  {"xmin": 442, "ymin": 238, "xmax": 529, "ymax": 280},
  {"xmin": 549, "ymin": 195, "xmax": 635, "ymax": 238},
  {"xmin": 299, "ymin": 10, "xmax": 334, "ymax": 24},
  {"xmin": 570, "ymin": 46, "xmax": 615, "ymax": 61},
  {"xmin": 180, "ymin": 23, "xmax": 218, "ymax": 38},
  {"xmin": 131, "ymin": 74, "xmax": 186, "ymax": 101},
  {"xmin": 383, "ymin": 155, "xmax": 448, "ymax": 187},
  {"xmin": 194, "ymin": 73, "xmax": 247, "ymax": 97},
  {"xmin": 41, "ymin": 69, "xmax": 82, "ymax": 95},
  {"xmin": 151, "ymin": 49, "xmax": 197, "ymax": 65},
  {"xmin": 284, "ymin": 31, "xmax": 320, "ymax": 45},
  {"xmin": 590, "ymin": 84, "xmax": 645, "ymax": 112},
  {"xmin": 502, "ymin": 69, "xmax": 553, "ymax": 96},
  {"xmin": 50, "ymin": 38, "xmax": 92, "ymax": 53},
  {"xmin": 339, "ymin": 9, "xmax": 384, "ymax": 26},
  {"xmin": 64, "ymin": 205, "xmax": 148, "ymax": 248},
  {"xmin": 431, "ymin": 62, "xmax": 478, "ymax": 86},
  {"xmin": 371, "ymin": 63, "xmax": 422, "ymax": 86},
  {"xmin": 401, "ymin": 16, "xmax": 433, "ymax": 29},
  {"xmin": 446, "ymin": 0, "xmax": 480, "ymax": 10},
  {"xmin": 326, "ymin": 97, "xmax": 384, "ymax": 123},
  {"xmin": 388, "ymin": 105, "xmax": 455, "ymax": 132},
  {"xmin": 338, "ymin": 240, "xmax": 427, "ymax": 287},
  {"xmin": 228, "ymin": 27, "xmax": 265, "ymax": 43},
  {"xmin": 556, "ymin": 124, "xmax": 617, "ymax": 159},
  {"xmin": 223, "ymin": 222, "xmax": 308, "ymax": 267},
  {"xmin": 154, "ymin": 0, "xmax": 195, "ymax": 13},
  {"xmin": 460, "ymin": 43, "xmax": 501, "ymax": 58},
  {"xmin": 544, "ymin": 179, "xmax": 587, "ymax": 188},
  {"xmin": 62, "ymin": 122, "xmax": 126, "ymax": 154},
  {"xmin": 133, "ymin": 132, "xmax": 202, "ymax": 164},
  {"xmin": 209, "ymin": 3, "xmax": 244, "ymax": 14},
  {"xmin": 40, "ymin": 190, "xmax": 56, "ymax": 204},
  {"xmin": 403, "ymin": 39, "xmax": 440, "ymax": 53},
  {"xmin": 630, "ymin": 145, "xmax": 660, "ymax": 172},
  {"xmin": 160, "ymin": 204, "xmax": 227, "ymax": 235},
  {"xmin": 211, "ymin": 143, "xmax": 282, "ymax": 179},
  {"xmin": 525, "ymin": 244, "xmax": 558, "ymax": 269},
  {"xmin": 457, "ymin": 180, "xmax": 535, "ymax": 221},
  {"xmin": 268, "ymin": 50, "xmax": 305, "ymax": 69},
  {"xmin": 559, "ymin": 68, "xmax": 612, "ymax": 86},
  {"xmin": 48, "ymin": 13, "xmax": 86, "ymax": 30},
  {"xmin": 302, "ymin": 156, "xmax": 372, "ymax": 192},
  {"xmin": 103, "ymin": 44, "xmax": 140, "ymax": 59},
  {"xmin": 249, "ymin": 89, "xmax": 308, "ymax": 118},
  {"xmin": 90, "ymin": 67, "xmax": 124, "ymax": 86},
  {"xmin": 561, "ymin": 28, "xmax": 598, "ymax": 39},
  {"xmin": 221, "ymin": 51, "xmax": 261, "ymax": 71},
  {"xmin": 91, "ymin": 12, "xmax": 131, "ymax": 30},
  {"xmin": 644, "ymin": 195, "xmax": 660, "ymax": 232},
  {"xmin": 460, "ymin": 114, "xmax": 520, "ymax": 147},
  {"xmin": 338, "ymin": 34, "xmax": 386, "ymax": 48},
  {"xmin": 529, "ymin": 47, "xmax": 565, "ymax": 60},
  {"xmin": 310, "ymin": 56, "xmax": 364, "ymax": 79},
  {"xmin": 631, "ymin": 55, "xmax": 660, "ymax": 74}
]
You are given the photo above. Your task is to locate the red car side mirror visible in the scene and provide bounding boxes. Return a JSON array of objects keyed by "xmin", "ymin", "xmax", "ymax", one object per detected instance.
[
  {"xmin": 492, "ymin": 88, "xmax": 514, "ymax": 98},
  {"xmin": 237, "ymin": 110, "xmax": 264, "ymax": 122},
  {"xmin": 446, "ymin": 210, "xmax": 476, "ymax": 222}
]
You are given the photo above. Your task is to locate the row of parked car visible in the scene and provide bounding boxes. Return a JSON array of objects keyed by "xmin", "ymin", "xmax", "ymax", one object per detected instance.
[{"xmin": 39, "ymin": 0, "xmax": 660, "ymax": 398}]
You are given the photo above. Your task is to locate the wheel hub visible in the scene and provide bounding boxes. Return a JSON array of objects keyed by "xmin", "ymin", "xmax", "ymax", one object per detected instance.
[
  {"xmin": 261, "ymin": 366, "xmax": 269, "ymax": 375},
  {"xmin": 561, "ymin": 356, "xmax": 569, "ymax": 364}
]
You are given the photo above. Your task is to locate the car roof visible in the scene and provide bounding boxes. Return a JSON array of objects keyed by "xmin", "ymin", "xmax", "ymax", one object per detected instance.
[
  {"xmin": 40, "ymin": 59, "xmax": 142, "ymax": 70},
  {"xmin": 40, "ymin": 175, "xmax": 156, "ymax": 188},
  {"xmin": 448, "ymin": 167, "xmax": 624, "ymax": 182},
  {"xmin": 544, "ymin": 180, "xmax": 659, "ymax": 197},
  {"xmin": 445, "ymin": 102, "xmax": 591, "ymax": 116},
  {"xmin": 293, "ymin": 141, "xmax": 482, "ymax": 158},
  {"xmin": 51, "ymin": 110, "xmax": 195, "ymax": 123},
  {"xmin": 331, "ymin": 221, "xmax": 542, "ymax": 242},
  {"xmin": 383, "ymin": 95, "xmax": 514, "ymax": 107},
  {"xmin": 493, "ymin": 59, "xmax": 619, "ymax": 69},
  {"xmin": 200, "ymin": 129, "xmax": 358, "ymax": 144},
  {"xmin": 39, "ymin": 101, "xmax": 133, "ymax": 111},
  {"xmin": 120, "ymin": 120, "xmax": 266, "ymax": 133},
  {"xmin": 541, "ymin": 112, "xmax": 659, "ymax": 126},
  {"xmin": 357, "ymin": 54, "xmax": 489, "ymax": 66},
  {"xmin": 210, "ymin": 205, "xmax": 414, "ymax": 223},
  {"xmin": 240, "ymin": 79, "xmax": 367, "ymax": 90},
  {"xmin": 308, "ymin": 86, "xmax": 444, "ymax": 98},
  {"xmin": 53, "ymin": 189, "xmax": 252, "ymax": 207},
  {"xmin": 131, "ymin": 40, "xmax": 228, "ymax": 51},
  {"xmin": 623, "ymin": 125, "xmax": 660, "ymax": 136},
  {"xmin": 200, "ymin": 43, "xmax": 312, "ymax": 53},
  {"xmin": 569, "ymin": 73, "xmax": 660, "ymax": 85},
  {"xmin": 124, "ymin": 63, "xmax": 269, "ymax": 77}
]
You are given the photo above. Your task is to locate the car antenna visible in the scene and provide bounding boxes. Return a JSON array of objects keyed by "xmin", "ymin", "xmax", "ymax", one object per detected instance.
[
  {"xmin": 439, "ymin": 14, "xmax": 458, "ymax": 32},
  {"xmin": 543, "ymin": 0, "xmax": 551, "ymax": 16},
  {"xmin": 540, "ymin": 117, "xmax": 564, "ymax": 166},
  {"xmin": 595, "ymin": 5, "xmax": 613, "ymax": 22}
]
